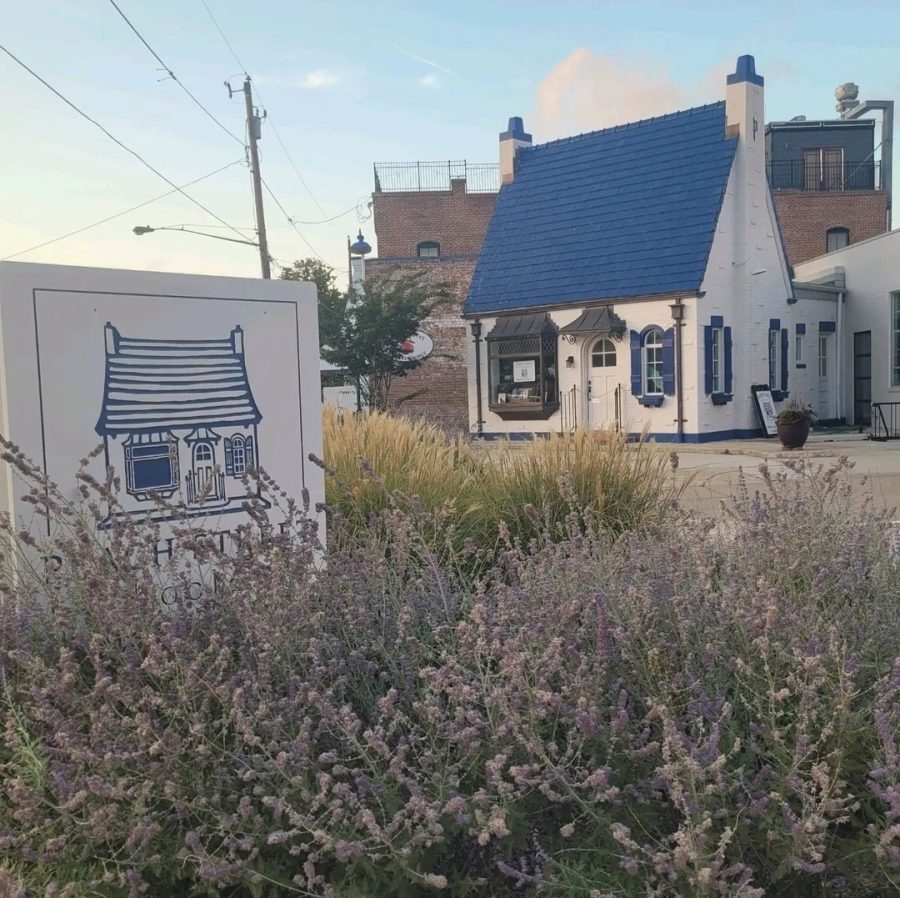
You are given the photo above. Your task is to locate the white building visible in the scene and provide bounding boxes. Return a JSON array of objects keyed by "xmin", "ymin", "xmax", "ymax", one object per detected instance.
[
  {"xmin": 793, "ymin": 228, "xmax": 900, "ymax": 436},
  {"xmin": 463, "ymin": 56, "xmax": 841, "ymax": 441}
]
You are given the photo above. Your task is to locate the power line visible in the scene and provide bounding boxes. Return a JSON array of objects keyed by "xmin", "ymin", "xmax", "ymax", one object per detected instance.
[
  {"xmin": 107, "ymin": 0, "xmax": 244, "ymax": 148},
  {"xmin": 0, "ymin": 41, "xmax": 250, "ymax": 243},
  {"xmin": 2, "ymin": 159, "xmax": 245, "ymax": 260},
  {"xmin": 252, "ymin": 84, "xmax": 333, "ymax": 224},
  {"xmin": 261, "ymin": 176, "xmax": 325, "ymax": 260},
  {"xmin": 199, "ymin": 0, "xmax": 248, "ymax": 75},
  {"xmin": 196, "ymin": 2, "xmax": 338, "ymax": 232}
]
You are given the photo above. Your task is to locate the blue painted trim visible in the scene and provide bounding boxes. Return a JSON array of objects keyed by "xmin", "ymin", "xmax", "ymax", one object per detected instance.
[
  {"xmin": 819, "ymin": 321, "xmax": 836, "ymax": 333},
  {"xmin": 711, "ymin": 392, "xmax": 733, "ymax": 406},
  {"xmin": 796, "ymin": 363, "xmax": 807, "ymax": 369},
  {"xmin": 478, "ymin": 427, "xmax": 766, "ymax": 444},
  {"xmin": 726, "ymin": 55, "xmax": 764, "ymax": 86},
  {"xmin": 796, "ymin": 323, "xmax": 806, "ymax": 334},
  {"xmin": 627, "ymin": 427, "xmax": 765, "ymax": 443},
  {"xmin": 638, "ymin": 395, "xmax": 664, "ymax": 408},
  {"xmin": 769, "ymin": 318, "xmax": 781, "ymax": 330},
  {"xmin": 770, "ymin": 390, "xmax": 790, "ymax": 402},
  {"xmin": 710, "ymin": 315, "xmax": 724, "ymax": 328}
]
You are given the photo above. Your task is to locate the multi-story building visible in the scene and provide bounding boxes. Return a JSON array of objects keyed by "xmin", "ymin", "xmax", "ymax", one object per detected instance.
[
  {"xmin": 365, "ymin": 161, "xmax": 497, "ymax": 430},
  {"xmin": 765, "ymin": 83, "xmax": 892, "ymax": 265}
]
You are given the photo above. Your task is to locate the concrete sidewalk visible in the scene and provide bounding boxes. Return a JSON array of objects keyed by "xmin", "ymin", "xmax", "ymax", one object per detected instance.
[{"xmin": 673, "ymin": 434, "xmax": 900, "ymax": 514}]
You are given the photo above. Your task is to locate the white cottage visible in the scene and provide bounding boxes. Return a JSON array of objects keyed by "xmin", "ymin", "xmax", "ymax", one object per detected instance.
[{"xmin": 463, "ymin": 56, "xmax": 838, "ymax": 441}]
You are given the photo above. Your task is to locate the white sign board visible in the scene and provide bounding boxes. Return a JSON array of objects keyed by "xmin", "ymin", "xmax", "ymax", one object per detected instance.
[
  {"xmin": 753, "ymin": 388, "xmax": 778, "ymax": 436},
  {"xmin": 0, "ymin": 262, "xmax": 324, "ymax": 553},
  {"xmin": 399, "ymin": 330, "xmax": 434, "ymax": 362},
  {"xmin": 513, "ymin": 359, "xmax": 536, "ymax": 382}
]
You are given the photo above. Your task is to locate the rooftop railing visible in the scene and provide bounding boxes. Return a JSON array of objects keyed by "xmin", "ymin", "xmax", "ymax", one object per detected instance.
[
  {"xmin": 374, "ymin": 160, "xmax": 499, "ymax": 194},
  {"xmin": 767, "ymin": 159, "xmax": 881, "ymax": 191}
]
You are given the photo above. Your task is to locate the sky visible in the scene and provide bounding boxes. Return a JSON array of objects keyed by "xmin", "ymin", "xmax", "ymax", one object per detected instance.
[{"xmin": 2, "ymin": 0, "xmax": 899, "ymax": 282}]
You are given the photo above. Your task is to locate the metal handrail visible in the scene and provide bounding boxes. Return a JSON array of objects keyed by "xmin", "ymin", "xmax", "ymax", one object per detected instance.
[
  {"xmin": 374, "ymin": 160, "xmax": 499, "ymax": 194},
  {"xmin": 871, "ymin": 402, "xmax": 900, "ymax": 440}
]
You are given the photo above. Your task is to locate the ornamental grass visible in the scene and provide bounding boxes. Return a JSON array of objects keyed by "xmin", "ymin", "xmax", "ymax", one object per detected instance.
[
  {"xmin": 322, "ymin": 408, "xmax": 684, "ymax": 571},
  {"xmin": 2, "ymin": 443, "xmax": 900, "ymax": 897}
]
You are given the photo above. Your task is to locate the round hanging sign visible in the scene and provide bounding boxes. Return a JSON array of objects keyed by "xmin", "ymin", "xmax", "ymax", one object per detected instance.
[{"xmin": 398, "ymin": 330, "xmax": 434, "ymax": 361}]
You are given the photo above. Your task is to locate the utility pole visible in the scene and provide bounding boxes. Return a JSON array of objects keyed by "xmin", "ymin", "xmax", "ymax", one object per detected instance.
[{"xmin": 229, "ymin": 76, "xmax": 271, "ymax": 278}]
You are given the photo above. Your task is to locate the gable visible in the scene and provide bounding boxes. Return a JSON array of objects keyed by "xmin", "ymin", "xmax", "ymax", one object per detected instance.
[{"xmin": 465, "ymin": 102, "xmax": 737, "ymax": 316}]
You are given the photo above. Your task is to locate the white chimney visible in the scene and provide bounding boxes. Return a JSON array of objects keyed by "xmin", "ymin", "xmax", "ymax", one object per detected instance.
[
  {"xmin": 499, "ymin": 116, "xmax": 532, "ymax": 184},
  {"xmin": 725, "ymin": 55, "xmax": 764, "ymax": 157}
]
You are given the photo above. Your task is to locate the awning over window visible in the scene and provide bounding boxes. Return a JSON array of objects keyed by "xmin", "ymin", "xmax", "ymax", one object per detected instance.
[
  {"xmin": 559, "ymin": 306, "xmax": 627, "ymax": 337},
  {"xmin": 487, "ymin": 312, "xmax": 557, "ymax": 341}
]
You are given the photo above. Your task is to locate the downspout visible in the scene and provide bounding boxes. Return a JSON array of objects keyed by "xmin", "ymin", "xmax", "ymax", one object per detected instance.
[
  {"xmin": 670, "ymin": 299, "xmax": 685, "ymax": 443},
  {"xmin": 470, "ymin": 320, "xmax": 484, "ymax": 436},
  {"xmin": 836, "ymin": 288, "xmax": 845, "ymax": 422}
]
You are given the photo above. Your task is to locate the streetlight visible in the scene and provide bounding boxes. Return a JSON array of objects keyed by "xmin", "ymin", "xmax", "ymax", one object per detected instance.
[{"xmin": 132, "ymin": 224, "xmax": 259, "ymax": 248}]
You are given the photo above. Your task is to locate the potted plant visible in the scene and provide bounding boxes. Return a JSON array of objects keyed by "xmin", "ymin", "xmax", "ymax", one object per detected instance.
[{"xmin": 776, "ymin": 398, "xmax": 816, "ymax": 449}]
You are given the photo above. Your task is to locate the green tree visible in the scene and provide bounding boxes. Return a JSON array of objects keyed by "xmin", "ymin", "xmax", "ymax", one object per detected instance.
[{"xmin": 280, "ymin": 259, "xmax": 452, "ymax": 411}]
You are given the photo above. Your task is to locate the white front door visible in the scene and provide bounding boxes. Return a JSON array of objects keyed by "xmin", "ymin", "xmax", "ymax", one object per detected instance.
[{"xmin": 588, "ymin": 337, "xmax": 620, "ymax": 429}]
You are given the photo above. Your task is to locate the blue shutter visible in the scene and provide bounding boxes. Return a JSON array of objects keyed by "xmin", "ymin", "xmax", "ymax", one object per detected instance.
[
  {"xmin": 724, "ymin": 326, "xmax": 733, "ymax": 394},
  {"xmin": 662, "ymin": 327, "xmax": 675, "ymax": 396},
  {"xmin": 224, "ymin": 437, "xmax": 234, "ymax": 475},
  {"xmin": 703, "ymin": 326, "xmax": 713, "ymax": 395},
  {"xmin": 630, "ymin": 330, "xmax": 642, "ymax": 396},
  {"xmin": 781, "ymin": 328, "xmax": 789, "ymax": 392},
  {"xmin": 245, "ymin": 436, "xmax": 255, "ymax": 469}
]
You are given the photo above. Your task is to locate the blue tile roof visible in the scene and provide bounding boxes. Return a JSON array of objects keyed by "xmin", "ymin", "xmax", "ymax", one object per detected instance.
[
  {"xmin": 96, "ymin": 326, "xmax": 261, "ymax": 435},
  {"xmin": 464, "ymin": 102, "xmax": 737, "ymax": 316}
]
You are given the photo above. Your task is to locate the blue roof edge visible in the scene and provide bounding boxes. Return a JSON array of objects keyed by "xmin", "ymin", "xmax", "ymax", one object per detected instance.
[{"xmin": 521, "ymin": 101, "xmax": 727, "ymax": 157}]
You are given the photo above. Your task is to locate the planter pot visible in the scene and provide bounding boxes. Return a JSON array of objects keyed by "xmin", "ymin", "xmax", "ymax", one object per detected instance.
[{"xmin": 777, "ymin": 420, "xmax": 810, "ymax": 450}]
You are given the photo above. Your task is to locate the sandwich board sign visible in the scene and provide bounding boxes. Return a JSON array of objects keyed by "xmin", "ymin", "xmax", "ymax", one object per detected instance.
[
  {"xmin": 0, "ymin": 261, "xmax": 324, "ymax": 574},
  {"xmin": 751, "ymin": 384, "xmax": 778, "ymax": 437}
]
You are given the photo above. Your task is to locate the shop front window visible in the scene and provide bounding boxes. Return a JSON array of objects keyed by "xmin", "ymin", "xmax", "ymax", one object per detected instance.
[{"xmin": 488, "ymin": 319, "xmax": 559, "ymax": 419}]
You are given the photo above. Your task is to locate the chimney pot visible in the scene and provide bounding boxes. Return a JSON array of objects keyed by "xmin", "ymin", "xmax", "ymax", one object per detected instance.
[{"xmin": 499, "ymin": 116, "xmax": 532, "ymax": 185}]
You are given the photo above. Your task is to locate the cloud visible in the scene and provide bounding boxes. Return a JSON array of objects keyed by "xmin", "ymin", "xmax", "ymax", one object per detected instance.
[
  {"xmin": 299, "ymin": 69, "xmax": 342, "ymax": 89},
  {"xmin": 532, "ymin": 49, "xmax": 730, "ymax": 139},
  {"xmin": 420, "ymin": 74, "xmax": 439, "ymax": 88}
]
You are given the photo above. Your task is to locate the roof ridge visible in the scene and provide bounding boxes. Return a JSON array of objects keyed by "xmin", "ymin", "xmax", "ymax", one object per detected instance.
[{"xmin": 526, "ymin": 100, "xmax": 726, "ymax": 153}]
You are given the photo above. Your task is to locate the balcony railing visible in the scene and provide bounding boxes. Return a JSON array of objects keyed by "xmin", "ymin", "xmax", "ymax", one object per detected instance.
[
  {"xmin": 767, "ymin": 159, "xmax": 881, "ymax": 191},
  {"xmin": 374, "ymin": 160, "xmax": 499, "ymax": 194}
]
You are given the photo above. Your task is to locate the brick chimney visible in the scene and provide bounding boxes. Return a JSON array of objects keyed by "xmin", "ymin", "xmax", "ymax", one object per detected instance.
[{"xmin": 499, "ymin": 116, "xmax": 532, "ymax": 185}]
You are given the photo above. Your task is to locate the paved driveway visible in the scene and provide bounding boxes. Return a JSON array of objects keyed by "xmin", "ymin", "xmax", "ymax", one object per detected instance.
[{"xmin": 673, "ymin": 434, "xmax": 900, "ymax": 515}]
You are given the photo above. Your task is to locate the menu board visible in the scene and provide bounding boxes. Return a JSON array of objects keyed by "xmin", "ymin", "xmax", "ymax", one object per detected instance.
[{"xmin": 513, "ymin": 359, "xmax": 536, "ymax": 382}]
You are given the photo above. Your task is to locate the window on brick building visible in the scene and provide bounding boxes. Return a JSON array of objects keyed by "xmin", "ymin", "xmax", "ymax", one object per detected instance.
[
  {"xmin": 826, "ymin": 227, "xmax": 849, "ymax": 253},
  {"xmin": 417, "ymin": 241, "xmax": 440, "ymax": 258}
]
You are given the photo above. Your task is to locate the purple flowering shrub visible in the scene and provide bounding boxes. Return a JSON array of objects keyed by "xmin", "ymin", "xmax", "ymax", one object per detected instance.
[{"xmin": 1, "ymin": 448, "xmax": 900, "ymax": 897}]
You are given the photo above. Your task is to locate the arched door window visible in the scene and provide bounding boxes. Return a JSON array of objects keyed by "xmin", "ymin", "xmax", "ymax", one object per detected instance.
[{"xmin": 591, "ymin": 338, "xmax": 616, "ymax": 367}]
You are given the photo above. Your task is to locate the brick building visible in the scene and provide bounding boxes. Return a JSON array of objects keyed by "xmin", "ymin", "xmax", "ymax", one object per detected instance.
[
  {"xmin": 765, "ymin": 84, "xmax": 893, "ymax": 265},
  {"xmin": 367, "ymin": 161, "xmax": 497, "ymax": 430}
]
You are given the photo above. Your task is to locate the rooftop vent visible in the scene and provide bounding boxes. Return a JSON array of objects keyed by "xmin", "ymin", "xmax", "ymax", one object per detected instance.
[{"xmin": 835, "ymin": 82, "xmax": 860, "ymax": 115}]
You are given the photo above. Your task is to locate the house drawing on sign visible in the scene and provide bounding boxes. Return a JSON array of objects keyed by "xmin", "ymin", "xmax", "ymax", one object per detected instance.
[{"xmin": 96, "ymin": 323, "xmax": 266, "ymax": 523}]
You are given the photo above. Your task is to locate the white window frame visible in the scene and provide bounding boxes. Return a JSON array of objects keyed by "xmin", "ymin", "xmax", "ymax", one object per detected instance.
[
  {"xmin": 643, "ymin": 328, "xmax": 664, "ymax": 396},
  {"xmin": 892, "ymin": 292, "xmax": 900, "ymax": 388},
  {"xmin": 826, "ymin": 227, "xmax": 849, "ymax": 253},
  {"xmin": 818, "ymin": 335, "xmax": 828, "ymax": 379},
  {"xmin": 711, "ymin": 327, "xmax": 723, "ymax": 394}
]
